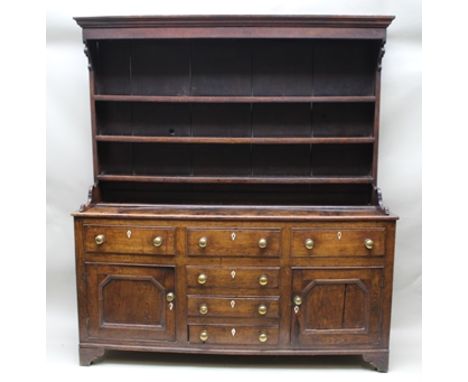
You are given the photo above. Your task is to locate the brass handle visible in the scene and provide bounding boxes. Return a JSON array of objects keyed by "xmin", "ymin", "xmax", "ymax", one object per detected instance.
[
  {"xmin": 198, "ymin": 237, "xmax": 208, "ymax": 248},
  {"xmin": 199, "ymin": 304, "xmax": 208, "ymax": 315},
  {"xmin": 258, "ymin": 332, "xmax": 268, "ymax": 343},
  {"xmin": 258, "ymin": 238, "xmax": 267, "ymax": 249},
  {"xmin": 166, "ymin": 292, "xmax": 175, "ymax": 302},
  {"xmin": 364, "ymin": 238, "xmax": 374, "ymax": 250},
  {"xmin": 200, "ymin": 330, "xmax": 208, "ymax": 342},
  {"xmin": 293, "ymin": 295, "xmax": 302, "ymax": 306},
  {"xmin": 94, "ymin": 234, "xmax": 105, "ymax": 245},
  {"xmin": 153, "ymin": 236, "xmax": 163, "ymax": 247},
  {"xmin": 197, "ymin": 273, "xmax": 207, "ymax": 285},
  {"xmin": 258, "ymin": 304, "xmax": 268, "ymax": 316},
  {"xmin": 304, "ymin": 238, "xmax": 314, "ymax": 250},
  {"xmin": 258, "ymin": 275, "xmax": 268, "ymax": 286}
]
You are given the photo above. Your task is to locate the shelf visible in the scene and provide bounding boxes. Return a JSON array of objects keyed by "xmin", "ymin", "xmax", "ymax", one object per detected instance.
[
  {"xmin": 93, "ymin": 95, "xmax": 376, "ymax": 103},
  {"xmin": 97, "ymin": 174, "xmax": 373, "ymax": 185},
  {"xmin": 95, "ymin": 135, "xmax": 375, "ymax": 145}
]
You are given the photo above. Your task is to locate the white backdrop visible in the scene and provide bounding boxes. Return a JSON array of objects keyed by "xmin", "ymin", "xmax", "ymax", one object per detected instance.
[{"xmin": 46, "ymin": 0, "xmax": 421, "ymax": 379}]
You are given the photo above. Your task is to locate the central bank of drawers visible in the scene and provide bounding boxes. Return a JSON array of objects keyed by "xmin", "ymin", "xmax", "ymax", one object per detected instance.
[{"xmin": 186, "ymin": 227, "xmax": 281, "ymax": 346}]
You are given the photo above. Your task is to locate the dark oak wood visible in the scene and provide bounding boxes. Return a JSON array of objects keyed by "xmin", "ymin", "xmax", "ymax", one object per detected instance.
[
  {"xmin": 95, "ymin": 135, "xmax": 375, "ymax": 145},
  {"xmin": 93, "ymin": 95, "xmax": 376, "ymax": 103},
  {"xmin": 97, "ymin": 174, "xmax": 374, "ymax": 185},
  {"xmin": 73, "ymin": 15, "xmax": 396, "ymax": 372}
]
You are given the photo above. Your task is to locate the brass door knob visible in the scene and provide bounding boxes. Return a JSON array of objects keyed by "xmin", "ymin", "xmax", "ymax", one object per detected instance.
[
  {"xmin": 258, "ymin": 275, "xmax": 268, "ymax": 286},
  {"xmin": 304, "ymin": 238, "xmax": 314, "ymax": 250},
  {"xmin": 258, "ymin": 332, "xmax": 268, "ymax": 343},
  {"xmin": 95, "ymin": 234, "xmax": 105, "ymax": 245},
  {"xmin": 166, "ymin": 292, "xmax": 175, "ymax": 302},
  {"xmin": 258, "ymin": 238, "xmax": 267, "ymax": 249},
  {"xmin": 199, "ymin": 304, "xmax": 208, "ymax": 315},
  {"xmin": 197, "ymin": 273, "xmax": 207, "ymax": 285},
  {"xmin": 364, "ymin": 238, "xmax": 374, "ymax": 250},
  {"xmin": 199, "ymin": 237, "xmax": 208, "ymax": 248},
  {"xmin": 152, "ymin": 236, "xmax": 163, "ymax": 247},
  {"xmin": 199, "ymin": 330, "xmax": 208, "ymax": 342},
  {"xmin": 293, "ymin": 295, "xmax": 303, "ymax": 306},
  {"xmin": 258, "ymin": 304, "xmax": 268, "ymax": 316}
]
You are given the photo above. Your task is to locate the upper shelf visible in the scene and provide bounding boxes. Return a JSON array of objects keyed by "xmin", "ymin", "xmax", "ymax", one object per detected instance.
[
  {"xmin": 93, "ymin": 95, "xmax": 376, "ymax": 103},
  {"xmin": 74, "ymin": 15, "xmax": 395, "ymax": 40}
]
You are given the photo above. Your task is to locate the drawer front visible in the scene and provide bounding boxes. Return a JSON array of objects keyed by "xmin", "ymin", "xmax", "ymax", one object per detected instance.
[
  {"xmin": 84, "ymin": 224, "xmax": 176, "ymax": 255},
  {"xmin": 189, "ymin": 324, "xmax": 279, "ymax": 346},
  {"xmin": 187, "ymin": 228, "xmax": 281, "ymax": 257},
  {"xmin": 186, "ymin": 266, "xmax": 280, "ymax": 289},
  {"xmin": 187, "ymin": 296, "xmax": 280, "ymax": 318},
  {"xmin": 291, "ymin": 227, "xmax": 385, "ymax": 257}
]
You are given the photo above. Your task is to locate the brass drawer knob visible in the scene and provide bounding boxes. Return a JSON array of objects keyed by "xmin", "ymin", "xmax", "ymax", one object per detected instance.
[
  {"xmin": 258, "ymin": 238, "xmax": 268, "ymax": 249},
  {"xmin": 364, "ymin": 238, "xmax": 374, "ymax": 250},
  {"xmin": 199, "ymin": 304, "xmax": 208, "ymax": 315},
  {"xmin": 293, "ymin": 295, "xmax": 302, "ymax": 306},
  {"xmin": 258, "ymin": 332, "xmax": 268, "ymax": 343},
  {"xmin": 197, "ymin": 273, "xmax": 207, "ymax": 285},
  {"xmin": 304, "ymin": 238, "xmax": 314, "ymax": 250},
  {"xmin": 199, "ymin": 237, "xmax": 208, "ymax": 248},
  {"xmin": 153, "ymin": 236, "xmax": 163, "ymax": 247},
  {"xmin": 258, "ymin": 304, "xmax": 268, "ymax": 316},
  {"xmin": 166, "ymin": 292, "xmax": 175, "ymax": 302},
  {"xmin": 200, "ymin": 330, "xmax": 208, "ymax": 342},
  {"xmin": 258, "ymin": 275, "xmax": 268, "ymax": 286},
  {"xmin": 94, "ymin": 234, "xmax": 105, "ymax": 245}
]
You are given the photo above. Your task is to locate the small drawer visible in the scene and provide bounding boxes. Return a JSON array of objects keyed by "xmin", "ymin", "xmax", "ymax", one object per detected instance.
[
  {"xmin": 187, "ymin": 227, "xmax": 281, "ymax": 257},
  {"xmin": 291, "ymin": 227, "xmax": 385, "ymax": 257},
  {"xmin": 186, "ymin": 266, "xmax": 280, "ymax": 289},
  {"xmin": 84, "ymin": 224, "xmax": 176, "ymax": 255},
  {"xmin": 187, "ymin": 295, "xmax": 280, "ymax": 318},
  {"xmin": 189, "ymin": 324, "xmax": 279, "ymax": 346}
]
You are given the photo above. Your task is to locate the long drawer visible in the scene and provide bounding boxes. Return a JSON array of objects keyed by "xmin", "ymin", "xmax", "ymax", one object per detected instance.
[
  {"xmin": 188, "ymin": 324, "xmax": 279, "ymax": 346},
  {"xmin": 84, "ymin": 224, "xmax": 176, "ymax": 255},
  {"xmin": 291, "ymin": 227, "xmax": 386, "ymax": 257},
  {"xmin": 187, "ymin": 227, "xmax": 281, "ymax": 257},
  {"xmin": 186, "ymin": 266, "xmax": 280, "ymax": 289},
  {"xmin": 187, "ymin": 295, "xmax": 280, "ymax": 318}
]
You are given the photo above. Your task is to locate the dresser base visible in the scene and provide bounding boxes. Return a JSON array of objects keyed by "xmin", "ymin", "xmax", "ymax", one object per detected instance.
[{"xmin": 79, "ymin": 342, "xmax": 389, "ymax": 371}]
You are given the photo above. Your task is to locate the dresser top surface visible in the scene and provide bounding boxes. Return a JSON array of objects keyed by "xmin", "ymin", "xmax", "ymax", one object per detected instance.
[{"xmin": 73, "ymin": 204, "xmax": 397, "ymax": 221}]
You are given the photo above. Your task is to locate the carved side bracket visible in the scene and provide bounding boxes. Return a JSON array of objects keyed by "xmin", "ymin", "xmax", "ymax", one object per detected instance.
[
  {"xmin": 377, "ymin": 40, "xmax": 386, "ymax": 71},
  {"xmin": 83, "ymin": 40, "xmax": 93, "ymax": 71},
  {"xmin": 79, "ymin": 182, "xmax": 100, "ymax": 212},
  {"xmin": 374, "ymin": 187, "xmax": 390, "ymax": 215}
]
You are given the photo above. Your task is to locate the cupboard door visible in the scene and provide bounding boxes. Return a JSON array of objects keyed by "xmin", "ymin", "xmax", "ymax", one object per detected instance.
[
  {"xmin": 291, "ymin": 268, "xmax": 383, "ymax": 347},
  {"xmin": 86, "ymin": 264, "xmax": 176, "ymax": 342}
]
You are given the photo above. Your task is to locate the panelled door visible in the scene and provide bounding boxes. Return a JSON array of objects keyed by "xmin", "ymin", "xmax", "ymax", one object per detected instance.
[
  {"xmin": 86, "ymin": 264, "xmax": 176, "ymax": 342},
  {"xmin": 291, "ymin": 268, "xmax": 384, "ymax": 347}
]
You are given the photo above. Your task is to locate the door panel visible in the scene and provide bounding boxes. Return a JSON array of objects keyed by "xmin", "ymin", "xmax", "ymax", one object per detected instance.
[
  {"xmin": 291, "ymin": 268, "xmax": 383, "ymax": 347},
  {"xmin": 86, "ymin": 264, "xmax": 176, "ymax": 342}
]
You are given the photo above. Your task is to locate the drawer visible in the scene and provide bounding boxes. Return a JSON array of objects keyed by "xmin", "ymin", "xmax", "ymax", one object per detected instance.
[
  {"xmin": 187, "ymin": 295, "xmax": 280, "ymax": 318},
  {"xmin": 187, "ymin": 227, "xmax": 281, "ymax": 257},
  {"xmin": 291, "ymin": 227, "xmax": 385, "ymax": 257},
  {"xmin": 84, "ymin": 224, "xmax": 176, "ymax": 255},
  {"xmin": 188, "ymin": 324, "xmax": 279, "ymax": 346},
  {"xmin": 186, "ymin": 266, "xmax": 280, "ymax": 289}
]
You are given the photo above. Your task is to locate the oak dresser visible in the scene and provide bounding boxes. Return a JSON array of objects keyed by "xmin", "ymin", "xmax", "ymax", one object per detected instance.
[{"xmin": 73, "ymin": 15, "xmax": 397, "ymax": 372}]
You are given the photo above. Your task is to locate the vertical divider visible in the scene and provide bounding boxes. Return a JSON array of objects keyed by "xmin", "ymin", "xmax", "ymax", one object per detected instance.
[
  {"xmin": 249, "ymin": 40, "xmax": 254, "ymax": 177},
  {"xmin": 188, "ymin": 41, "xmax": 194, "ymax": 176},
  {"xmin": 371, "ymin": 40, "xmax": 384, "ymax": 203},
  {"xmin": 129, "ymin": 41, "xmax": 135, "ymax": 175}
]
